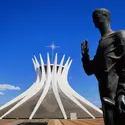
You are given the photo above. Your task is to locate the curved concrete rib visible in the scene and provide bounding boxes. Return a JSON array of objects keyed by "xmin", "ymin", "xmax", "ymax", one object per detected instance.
[
  {"xmin": 0, "ymin": 53, "xmax": 102, "ymax": 119},
  {"xmin": 0, "ymin": 58, "xmax": 40, "ymax": 112},
  {"xmin": 57, "ymin": 61, "xmax": 95, "ymax": 118},
  {"xmin": 29, "ymin": 53, "xmax": 52, "ymax": 119},
  {"xmin": 63, "ymin": 60, "xmax": 102, "ymax": 114},
  {"xmin": 52, "ymin": 54, "xmax": 67, "ymax": 119},
  {"xmin": 0, "ymin": 56, "xmax": 44, "ymax": 119}
]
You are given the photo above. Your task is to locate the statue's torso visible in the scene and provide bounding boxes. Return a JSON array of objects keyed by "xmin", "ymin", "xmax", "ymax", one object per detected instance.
[{"xmin": 94, "ymin": 30, "xmax": 125, "ymax": 100}]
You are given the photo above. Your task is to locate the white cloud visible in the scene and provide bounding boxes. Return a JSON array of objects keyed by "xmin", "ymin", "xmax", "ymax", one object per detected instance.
[
  {"xmin": 0, "ymin": 92, "xmax": 4, "ymax": 95},
  {"xmin": 0, "ymin": 84, "xmax": 20, "ymax": 91}
]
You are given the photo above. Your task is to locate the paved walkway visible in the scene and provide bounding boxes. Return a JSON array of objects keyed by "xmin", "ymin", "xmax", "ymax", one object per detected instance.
[{"xmin": 0, "ymin": 118, "xmax": 104, "ymax": 125}]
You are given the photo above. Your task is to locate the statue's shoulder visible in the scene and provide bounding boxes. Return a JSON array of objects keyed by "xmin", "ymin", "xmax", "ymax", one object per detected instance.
[{"xmin": 115, "ymin": 30, "xmax": 125, "ymax": 38}]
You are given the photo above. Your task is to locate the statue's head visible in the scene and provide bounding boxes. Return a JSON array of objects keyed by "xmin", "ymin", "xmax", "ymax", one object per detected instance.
[{"xmin": 92, "ymin": 8, "xmax": 110, "ymax": 28}]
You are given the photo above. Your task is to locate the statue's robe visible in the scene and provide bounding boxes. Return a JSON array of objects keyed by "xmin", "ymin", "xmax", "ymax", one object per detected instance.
[{"xmin": 82, "ymin": 30, "xmax": 125, "ymax": 125}]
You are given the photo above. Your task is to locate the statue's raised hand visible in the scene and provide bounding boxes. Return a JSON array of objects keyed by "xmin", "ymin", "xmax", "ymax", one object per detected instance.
[{"xmin": 81, "ymin": 40, "xmax": 89, "ymax": 55}]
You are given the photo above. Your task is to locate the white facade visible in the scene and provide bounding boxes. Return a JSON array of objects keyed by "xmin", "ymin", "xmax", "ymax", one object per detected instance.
[{"xmin": 0, "ymin": 53, "xmax": 102, "ymax": 119}]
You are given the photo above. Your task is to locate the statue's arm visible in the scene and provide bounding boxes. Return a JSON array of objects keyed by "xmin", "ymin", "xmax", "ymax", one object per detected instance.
[
  {"xmin": 81, "ymin": 40, "xmax": 94, "ymax": 75},
  {"xmin": 81, "ymin": 53, "xmax": 94, "ymax": 75}
]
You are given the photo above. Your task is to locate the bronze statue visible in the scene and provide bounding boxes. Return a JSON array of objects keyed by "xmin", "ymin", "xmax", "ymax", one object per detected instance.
[{"xmin": 81, "ymin": 8, "xmax": 125, "ymax": 125}]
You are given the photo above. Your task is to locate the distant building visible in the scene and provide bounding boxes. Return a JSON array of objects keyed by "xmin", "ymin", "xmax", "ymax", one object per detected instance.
[{"xmin": 0, "ymin": 53, "xmax": 102, "ymax": 119}]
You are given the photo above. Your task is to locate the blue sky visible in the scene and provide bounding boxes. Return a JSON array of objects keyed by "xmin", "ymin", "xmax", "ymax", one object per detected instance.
[{"xmin": 0, "ymin": 0, "xmax": 125, "ymax": 107}]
